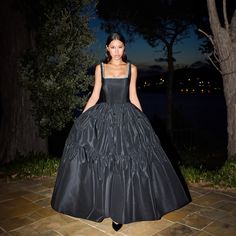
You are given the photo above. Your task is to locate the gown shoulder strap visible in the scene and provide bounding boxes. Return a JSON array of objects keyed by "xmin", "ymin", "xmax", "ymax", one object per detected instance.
[
  {"xmin": 100, "ymin": 62, "xmax": 104, "ymax": 79},
  {"xmin": 128, "ymin": 62, "xmax": 131, "ymax": 79}
]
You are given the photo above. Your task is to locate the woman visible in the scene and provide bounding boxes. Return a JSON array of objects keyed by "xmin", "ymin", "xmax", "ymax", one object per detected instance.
[{"xmin": 51, "ymin": 32, "xmax": 190, "ymax": 232}]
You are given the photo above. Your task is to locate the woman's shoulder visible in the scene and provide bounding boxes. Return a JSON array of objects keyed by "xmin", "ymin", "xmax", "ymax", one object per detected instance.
[
  {"xmin": 128, "ymin": 62, "xmax": 136, "ymax": 68},
  {"xmin": 129, "ymin": 63, "xmax": 137, "ymax": 72},
  {"xmin": 95, "ymin": 63, "xmax": 103, "ymax": 70},
  {"xmin": 94, "ymin": 63, "xmax": 102, "ymax": 76}
]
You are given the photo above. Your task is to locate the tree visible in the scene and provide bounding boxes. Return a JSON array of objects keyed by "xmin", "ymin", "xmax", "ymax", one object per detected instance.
[
  {"xmin": 96, "ymin": 0, "xmax": 201, "ymax": 138},
  {"xmin": 18, "ymin": 0, "xmax": 96, "ymax": 137},
  {"xmin": 0, "ymin": 0, "xmax": 48, "ymax": 164},
  {"xmin": 203, "ymin": 0, "xmax": 236, "ymax": 159},
  {"xmin": 0, "ymin": 0, "xmax": 96, "ymax": 163}
]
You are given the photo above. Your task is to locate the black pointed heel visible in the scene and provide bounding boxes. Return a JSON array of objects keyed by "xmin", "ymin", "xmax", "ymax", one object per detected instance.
[{"xmin": 112, "ymin": 221, "xmax": 123, "ymax": 231}]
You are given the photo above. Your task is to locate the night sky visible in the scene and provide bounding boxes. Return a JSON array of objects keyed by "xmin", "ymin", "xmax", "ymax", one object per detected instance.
[{"xmin": 89, "ymin": 18, "xmax": 206, "ymax": 69}]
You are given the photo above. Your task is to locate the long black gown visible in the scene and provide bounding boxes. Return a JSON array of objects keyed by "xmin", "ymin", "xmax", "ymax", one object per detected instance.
[{"xmin": 51, "ymin": 62, "xmax": 190, "ymax": 224}]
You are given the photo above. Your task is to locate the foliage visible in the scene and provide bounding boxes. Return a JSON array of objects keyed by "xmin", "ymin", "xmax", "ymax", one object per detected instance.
[
  {"xmin": 0, "ymin": 152, "xmax": 60, "ymax": 179},
  {"xmin": 97, "ymin": 0, "xmax": 201, "ymax": 53},
  {"xmin": 180, "ymin": 158, "xmax": 236, "ymax": 188},
  {"xmin": 18, "ymin": 0, "xmax": 97, "ymax": 137}
]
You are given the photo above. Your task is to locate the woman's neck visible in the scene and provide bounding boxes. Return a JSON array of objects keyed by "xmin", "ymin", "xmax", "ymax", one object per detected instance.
[{"xmin": 108, "ymin": 60, "xmax": 125, "ymax": 65}]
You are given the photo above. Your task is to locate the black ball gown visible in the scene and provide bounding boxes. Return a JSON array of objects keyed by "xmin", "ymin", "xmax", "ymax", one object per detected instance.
[{"xmin": 51, "ymin": 62, "xmax": 190, "ymax": 224}]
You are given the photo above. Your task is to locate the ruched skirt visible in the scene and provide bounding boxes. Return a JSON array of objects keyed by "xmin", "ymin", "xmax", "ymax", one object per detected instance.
[{"xmin": 51, "ymin": 102, "xmax": 190, "ymax": 224}]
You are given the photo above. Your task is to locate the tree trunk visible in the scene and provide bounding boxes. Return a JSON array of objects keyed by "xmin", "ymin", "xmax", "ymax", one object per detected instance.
[
  {"xmin": 0, "ymin": 0, "xmax": 48, "ymax": 164},
  {"xmin": 207, "ymin": 0, "xmax": 236, "ymax": 159},
  {"xmin": 166, "ymin": 43, "xmax": 174, "ymax": 139}
]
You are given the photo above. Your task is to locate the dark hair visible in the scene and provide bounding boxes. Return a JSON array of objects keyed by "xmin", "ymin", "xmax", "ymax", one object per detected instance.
[{"xmin": 103, "ymin": 32, "xmax": 128, "ymax": 63}]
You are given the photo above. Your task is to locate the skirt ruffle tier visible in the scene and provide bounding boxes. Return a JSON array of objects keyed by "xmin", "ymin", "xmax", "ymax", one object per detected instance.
[{"xmin": 51, "ymin": 102, "xmax": 190, "ymax": 224}]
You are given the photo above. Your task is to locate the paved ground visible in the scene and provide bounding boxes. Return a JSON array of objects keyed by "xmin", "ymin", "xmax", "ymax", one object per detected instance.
[{"xmin": 0, "ymin": 176, "xmax": 236, "ymax": 236}]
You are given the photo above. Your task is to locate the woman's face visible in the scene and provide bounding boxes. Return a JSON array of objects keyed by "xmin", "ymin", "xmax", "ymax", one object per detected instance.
[{"xmin": 106, "ymin": 39, "xmax": 125, "ymax": 61}]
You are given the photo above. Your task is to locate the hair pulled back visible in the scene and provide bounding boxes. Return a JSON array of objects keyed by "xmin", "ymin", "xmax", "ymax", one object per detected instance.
[{"xmin": 103, "ymin": 32, "xmax": 128, "ymax": 63}]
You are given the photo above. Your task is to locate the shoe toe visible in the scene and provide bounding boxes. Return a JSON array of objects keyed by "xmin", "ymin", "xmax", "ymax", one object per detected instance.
[{"xmin": 112, "ymin": 221, "xmax": 123, "ymax": 231}]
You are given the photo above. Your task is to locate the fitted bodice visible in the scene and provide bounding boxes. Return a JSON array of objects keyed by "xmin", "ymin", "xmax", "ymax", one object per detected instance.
[{"xmin": 99, "ymin": 63, "xmax": 131, "ymax": 104}]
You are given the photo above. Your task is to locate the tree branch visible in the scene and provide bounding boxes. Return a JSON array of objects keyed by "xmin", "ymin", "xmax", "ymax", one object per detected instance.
[
  {"xmin": 198, "ymin": 28, "xmax": 222, "ymax": 74},
  {"xmin": 198, "ymin": 28, "xmax": 214, "ymax": 45},
  {"xmin": 223, "ymin": 0, "xmax": 229, "ymax": 31},
  {"xmin": 207, "ymin": 54, "xmax": 222, "ymax": 73},
  {"xmin": 207, "ymin": 0, "xmax": 221, "ymax": 34}
]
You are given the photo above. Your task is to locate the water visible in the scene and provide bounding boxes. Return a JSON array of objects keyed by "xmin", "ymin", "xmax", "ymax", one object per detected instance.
[{"xmin": 139, "ymin": 92, "xmax": 227, "ymax": 151}]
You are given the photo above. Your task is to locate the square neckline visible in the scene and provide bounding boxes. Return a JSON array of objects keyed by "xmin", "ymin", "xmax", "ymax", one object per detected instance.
[{"xmin": 101, "ymin": 62, "xmax": 130, "ymax": 79}]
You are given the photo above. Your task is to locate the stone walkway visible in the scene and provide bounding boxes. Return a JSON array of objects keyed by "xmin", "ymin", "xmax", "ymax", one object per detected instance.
[{"xmin": 0, "ymin": 176, "xmax": 236, "ymax": 236}]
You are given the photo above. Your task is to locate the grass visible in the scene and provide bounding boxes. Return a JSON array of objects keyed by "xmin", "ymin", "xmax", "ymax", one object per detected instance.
[
  {"xmin": 0, "ymin": 152, "xmax": 59, "ymax": 179},
  {"xmin": 177, "ymin": 146, "xmax": 236, "ymax": 189},
  {"xmin": 180, "ymin": 159, "xmax": 236, "ymax": 188},
  {"xmin": 1, "ymin": 151, "xmax": 236, "ymax": 189}
]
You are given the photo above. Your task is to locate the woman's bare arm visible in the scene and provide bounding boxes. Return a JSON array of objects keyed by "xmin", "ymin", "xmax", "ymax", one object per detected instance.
[
  {"xmin": 82, "ymin": 64, "xmax": 102, "ymax": 113},
  {"xmin": 129, "ymin": 64, "xmax": 143, "ymax": 111}
]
